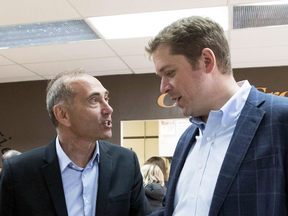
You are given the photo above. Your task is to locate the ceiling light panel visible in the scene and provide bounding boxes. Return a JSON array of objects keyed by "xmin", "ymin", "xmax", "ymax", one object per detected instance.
[
  {"xmin": 88, "ymin": 6, "xmax": 228, "ymax": 39},
  {"xmin": 233, "ymin": 1, "xmax": 288, "ymax": 29},
  {"xmin": 0, "ymin": 19, "xmax": 100, "ymax": 48}
]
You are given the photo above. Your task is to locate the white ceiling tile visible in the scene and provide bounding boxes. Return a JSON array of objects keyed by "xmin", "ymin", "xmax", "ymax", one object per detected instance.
[
  {"xmin": 108, "ymin": 33, "xmax": 228, "ymax": 57},
  {"xmin": 0, "ymin": 65, "xmax": 39, "ymax": 78},
  {"xmin": 0, "ymin": 41, "xmax": 116, "ymax": 64},
  {"xmin": 230, "ymin": 0, "xmax": 276, "ymax": 5},
  {"xmin": 23, "ymin": 57, "xmax": 130, "ymax": 76},
  {"xmin": 231, "ymin": 26, "xmax": 288, "ymax": 48},
  {"xmin": 121, "ymin": 55, "xmax": 154, "ymax": 69},
  {"xmin": 231, "ymin": 45, "xmax": 288, "ymax": 65},
  {"xmin": 133, "ymin": 68, "xmax": 155, "ymax": 74},
  {"xmin": 87, "ymin": 69, "xmax": 133, "ymax": 77},
  {"xmin": 0, "ymin": 55, "xmax": 15, "ymax": 66},
  {"xmin": 107, "ymin": 37, "xmax": 152, "ymax": 56},
  {"xmin": 69, "ymin": 0, "xmax": 227, "ymax": 17},
  {"xmin": 41, "ymin": 74, "xmax": 58, "ymax": 80},
  {"xmin": 232, "ymin": 59, "xmax": 288, "ymax": 68},
  {"xmin": 0, "ymin": 76, "xmax": 45, "ymax": 83},
  {"xmin": 0, "ymin": 0, "xmax": 80, "ymax": 26},
  {"xmin": 43, "ymin": 69, "xmax": 133, "ymax": 79}
]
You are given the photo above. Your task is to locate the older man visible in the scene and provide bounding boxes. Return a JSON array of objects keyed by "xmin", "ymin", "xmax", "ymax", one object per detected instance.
[{"xmin": 0, "ymin": 69, "xmax": 150, "ymax": 216}]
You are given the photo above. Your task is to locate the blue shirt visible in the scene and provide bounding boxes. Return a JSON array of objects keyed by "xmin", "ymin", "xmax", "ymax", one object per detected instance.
[
  {"xmin": 56, "ymin": 136, "xmax": 99, "ymax": 216},
  {"xmin": 173, "ymin": 80, "xmax": 251, "ymax": 216}
]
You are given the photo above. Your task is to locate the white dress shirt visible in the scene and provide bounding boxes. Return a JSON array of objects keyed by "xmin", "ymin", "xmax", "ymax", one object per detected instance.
[
  {"xmin": 173, "ymin": 80, "xmax": 251, "ymax": 216},
  {"xmin": 56, "ymin": 136, "xmax": 100, "ymax": 216}
]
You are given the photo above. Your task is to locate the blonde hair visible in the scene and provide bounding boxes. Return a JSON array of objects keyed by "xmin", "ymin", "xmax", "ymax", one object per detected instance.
[
  {"xmin": 144, "ymin": 156, "xmax": 168, "ymax": 181},
  {"xmin": 141, "ymin": 164, "xmax": 165, "ymax": 187}
]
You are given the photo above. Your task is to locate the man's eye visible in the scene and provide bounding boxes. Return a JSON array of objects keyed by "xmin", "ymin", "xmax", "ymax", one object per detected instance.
[
  {"xmin": 105, "ymin": 97, "xmax": 110, "ymax": 102},
  {"xmin": 166, "ymin": 70, "xmax": 175, "ymax": 76},
  {"xmin": 91, "ymin": 98, "xmax": 98, "ymax": 103}
]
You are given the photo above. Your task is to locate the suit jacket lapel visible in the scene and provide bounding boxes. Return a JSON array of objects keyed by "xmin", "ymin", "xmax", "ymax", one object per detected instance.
[
  {"xmin": 209, "ymin": 87, "xmax": 266, "ymax": 216},
  {"xmin": 42, "ymin": 138, "xmax": 68, "ymax": 216},
  {"xmin": 96, "ymin": 140, "xmax": 113, "ymax": 216},
  {"xmin": 166, "ymin": 124, "xmax": 199, "ymax": 215}
]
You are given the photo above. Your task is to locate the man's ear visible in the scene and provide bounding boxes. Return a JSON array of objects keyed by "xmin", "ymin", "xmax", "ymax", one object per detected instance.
[
  {"xmin": 202, "ymin": 48, "xmax": 216, "ymax": 74},
  {"xmin": 53, "ymin": 105, "xmax": 71, "ymax": 127}
]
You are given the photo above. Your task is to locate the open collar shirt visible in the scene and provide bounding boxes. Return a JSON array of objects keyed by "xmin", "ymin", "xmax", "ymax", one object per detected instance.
[
  {"xmin": 56, "ymin": 136, "xmax": 100, "ymax": 216},
  {"xmin": 173, "ymin": 80, "xmax": 251, "ymax": 216}
]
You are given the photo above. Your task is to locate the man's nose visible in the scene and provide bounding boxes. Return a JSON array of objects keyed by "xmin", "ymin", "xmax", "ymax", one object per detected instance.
[
  {"xmin": 102, "ymin": 101, "xmax": 113, "ymax": 115},
  {"xmin": 160, "ymin": 78, "xmax": 171, "ymax": 94}
]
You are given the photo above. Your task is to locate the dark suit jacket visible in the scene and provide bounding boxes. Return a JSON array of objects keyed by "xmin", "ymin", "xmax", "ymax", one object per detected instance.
[
  {"xmin": 150, "ymin": 86, "xmax": 288, "ymax": 216},
  {"xmin": 0, "ymin": 139, "xmax": 150, "ymax": 216}
]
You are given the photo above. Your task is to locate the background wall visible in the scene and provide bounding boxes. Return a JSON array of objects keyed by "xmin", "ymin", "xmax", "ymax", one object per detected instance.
[{"xmin": 1, "ymin": 66, "xmax": 287, "ymax": 166}]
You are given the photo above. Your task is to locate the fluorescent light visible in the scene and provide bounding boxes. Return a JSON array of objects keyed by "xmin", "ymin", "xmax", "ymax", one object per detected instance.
[
  {"xmin": 88, "ymin": 6, "xmax": 228, "ymax": 39},
  {"xmin": 0, "ymin": 19, "xmax": 100, "ymax": 48},
  {"xmin": 233, "ymin": 1, "xmax": 288, "ymax": 29}
]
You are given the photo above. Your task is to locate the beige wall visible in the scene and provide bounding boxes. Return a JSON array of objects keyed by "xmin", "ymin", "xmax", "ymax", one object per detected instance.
[{"xmin": 122, "ymin": 120, "xmax": 159, "ymax": 167}]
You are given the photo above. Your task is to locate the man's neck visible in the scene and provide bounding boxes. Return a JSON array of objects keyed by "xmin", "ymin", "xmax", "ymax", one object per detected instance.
[
  {"xmin": 201, "ymin": 75, "xmax": 240, "ymax": 123},
  {"xmin": 58, "ymin": 134, "xmax": 96, "ymax": 168}
]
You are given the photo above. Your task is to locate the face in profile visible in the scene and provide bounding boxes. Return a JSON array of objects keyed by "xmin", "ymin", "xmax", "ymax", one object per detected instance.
[
  {"xmin": 153, "ymin": 45, "xmax": 212, "ymax": 119},
  {"xmin": 66, "ymin": 74, "xmax": 113, "ymax": 141}
]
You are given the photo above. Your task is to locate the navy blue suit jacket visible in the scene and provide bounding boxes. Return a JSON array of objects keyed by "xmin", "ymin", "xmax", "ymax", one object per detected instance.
[
  {"xmin": 0, "ymin": 139, "xmax": 150, "ymax": 216},
  {"xmin": 151, "ymin": 86, "xmax": 288, "ymax": 216}
]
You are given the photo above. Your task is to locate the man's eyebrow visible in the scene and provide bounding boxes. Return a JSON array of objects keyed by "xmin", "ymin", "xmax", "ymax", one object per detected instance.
[
  {"xmin": 159, "ymin": 65, "xmax": 172, "ymax": 73},
  {"xmin": 156, "ymin": 65, "xmax": 173, "ymax": 77},
  {"xmin": 87, "ymin": 90, "xmax": 109, "ymax": 100},
  {"xmin": 87, "ymin": 92, "xmax": 100, "ymax": 100}
]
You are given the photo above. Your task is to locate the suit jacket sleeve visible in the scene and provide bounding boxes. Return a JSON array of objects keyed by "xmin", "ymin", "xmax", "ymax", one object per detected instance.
[
  {"xmin": 129, "ymin": 152, "xmax": 152, "ymax": 216},
  {"xmin": 0, "ymin": 160, "xmax": 18, "ymax": 216}
]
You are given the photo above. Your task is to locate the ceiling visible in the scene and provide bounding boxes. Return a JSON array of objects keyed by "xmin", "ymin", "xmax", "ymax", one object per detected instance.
[{"xmin": 0, "ymin": 0, "xmax": 287, "ymax": 83}]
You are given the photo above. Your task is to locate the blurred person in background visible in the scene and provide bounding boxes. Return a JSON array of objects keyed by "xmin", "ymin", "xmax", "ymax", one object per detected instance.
[
  {"xmin": 141, "ymin": 164, "xmax": 167, "ymax": 212},
  {"xmin": 2, "ymin": 149, "xmax": 21, "ymax": 162},
  {"xmin": 144, "ymin": 156, "xmax": 169, "ymax": 187}
]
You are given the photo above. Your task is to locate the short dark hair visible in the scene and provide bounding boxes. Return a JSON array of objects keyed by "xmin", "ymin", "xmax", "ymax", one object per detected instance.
[{"xmin": 145, "ymin": 16, "xmax": 232, "ymax": 75}]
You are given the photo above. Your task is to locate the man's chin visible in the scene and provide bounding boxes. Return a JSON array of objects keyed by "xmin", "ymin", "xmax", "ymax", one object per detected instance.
[
  {"xmin": 181, "ymin": 108, "xmax": 191, "ymax": 117},
  {"xmin": 101, "ymin": 132, "xmax": 112, "ymax": 140}
]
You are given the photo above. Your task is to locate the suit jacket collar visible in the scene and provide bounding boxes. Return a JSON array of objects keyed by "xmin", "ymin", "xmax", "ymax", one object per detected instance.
[
  {"xmin": 42, "ymin": 139, "xmax": 112, "ymax": 216},
  {"xmin": 209, "ymin": 86, "xmax": 266, "ymax": 215},
  {"xmin": 96, "ymin": 140, "xmax": 113, "ymax": 216},
  {"xmin": 42, "ymin": 138, "xmax": 68, "ymax": 216}
]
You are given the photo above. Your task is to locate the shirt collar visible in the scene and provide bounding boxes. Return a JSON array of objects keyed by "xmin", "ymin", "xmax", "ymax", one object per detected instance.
[
  {"xmin": 220, "ymin": 80, "xmax": 251, "ymax": 127},
  {"xmin": 190, "ymin": 116, "xmax": 205, "ymax": 133},
  {"xmin": 190, "ymin": 80, "xmax": 251, "ymax": 130},
  {"xmin": 56, "ymin": 135, "xmax": 100, "ymax": 173}
]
